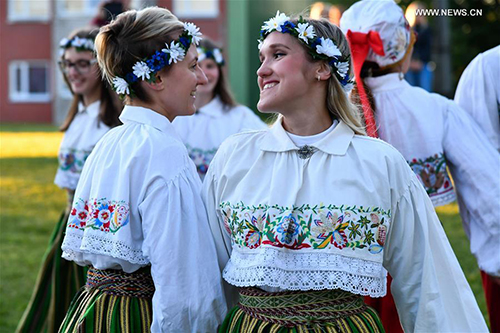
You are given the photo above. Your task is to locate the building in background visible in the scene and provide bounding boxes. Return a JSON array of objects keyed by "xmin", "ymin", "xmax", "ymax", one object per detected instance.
[{"xmin": 1, "ymin": 0, "xmax": 228, "ymax": 124}]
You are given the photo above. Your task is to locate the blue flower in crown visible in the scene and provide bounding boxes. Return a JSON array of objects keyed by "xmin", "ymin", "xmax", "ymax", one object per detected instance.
[
  {"xmin": 258, "ymin": 11, "xmax": 353, "ymax": 92},
  {"xmin": 111, "ymin": 22, "xmax": 202, "ymax": 98}
]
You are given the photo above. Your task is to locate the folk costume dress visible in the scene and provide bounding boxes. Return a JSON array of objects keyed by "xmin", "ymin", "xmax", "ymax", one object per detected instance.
[
  {"xmin": 340, "ymin": 2, "xmax": 500, "ymax": 331},
  {"xmin": 17, "ymin": 101, "xmax": 111, "ymax": 333},
  {"xmin": 455, "ymin": 45, "xmax": 500, "ymax": 333},
  {"xmin": 59, "ymin": 105, "xmax": 227, "ymax": 332},
  {"xmin": 172, "ymin": 96, "xmax": 266, "ymax": 180},
  {"xmin": 203, "ymin": 119, "xmax": 488, "ymax": 332}
]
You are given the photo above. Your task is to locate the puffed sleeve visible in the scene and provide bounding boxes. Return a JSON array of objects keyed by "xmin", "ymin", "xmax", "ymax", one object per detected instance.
[
  {"xmin": 139, "ymin": 168, "xmax": 227, "ymax": 332},
  {"xmin": 202, "ymin": 151, "xmax": 239, "ymax": 308},
  {"xmin": 384, "ymin": 174, "xmax": 488, "ymax": 332},
  {"xmin": 443, "ymin": 101, "xmax": 500, "ymax": 277}
]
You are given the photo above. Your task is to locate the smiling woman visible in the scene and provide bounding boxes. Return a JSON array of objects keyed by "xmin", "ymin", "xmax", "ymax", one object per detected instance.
[
  {"xmin": 55, "ymin": 7, "xmax": 227, "ymax": 333},
  {"xmin": 202, "ymin": 11, "xmax": 488, "ymax": 333}
]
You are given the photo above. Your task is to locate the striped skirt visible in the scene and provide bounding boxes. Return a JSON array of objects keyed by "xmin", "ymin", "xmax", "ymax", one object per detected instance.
[
  {"xmin": 58, "ymin": 267, "xmax": 154, "ymax": 333},
  {"xmin": 219, "ymin": 287, "xmax": 385, "ymax": 333},
  {"xmin": 17, "ymin": 210, "xmax": 87, "ymax": 333}
]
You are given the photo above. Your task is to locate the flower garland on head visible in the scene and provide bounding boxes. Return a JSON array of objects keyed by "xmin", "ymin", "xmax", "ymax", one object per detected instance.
[
  {"xmin": 59, "ymin": 37, "xmax": 95, "ymax": 56},
  {"xmin": 111, "ymin": 22, "xmax": 203, "ymax": 97},
  {"xmin": 197, "ymin": 47, "xmax": 225, "ymax": 66},
  {"xmin": 258, "ymin": 11, "xmax": 353, "ymax": 92}
]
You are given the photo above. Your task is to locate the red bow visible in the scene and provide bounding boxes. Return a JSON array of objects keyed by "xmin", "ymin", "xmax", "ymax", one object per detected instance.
[{"xmin": 346, "ymin": 30, "xmax": 385, "ymax": 138}]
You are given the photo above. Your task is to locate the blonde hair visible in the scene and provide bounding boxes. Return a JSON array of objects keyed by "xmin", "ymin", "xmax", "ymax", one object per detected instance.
[
  {"xmin": 95, "ymin": 7, "xmax": 183, "ymax": 103},
  {"xmin": 289, "ymin": 17, "xmax": 366, "ymax": 136}
]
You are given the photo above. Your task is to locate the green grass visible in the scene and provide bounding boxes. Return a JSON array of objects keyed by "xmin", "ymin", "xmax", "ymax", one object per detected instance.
[
  {"xmin": 0, "ymin": 123, "xmax": 59, "ymax": 132},
  {"xmin": 0, "ymin": 131, "xmax": 489, "ymax": 331}
]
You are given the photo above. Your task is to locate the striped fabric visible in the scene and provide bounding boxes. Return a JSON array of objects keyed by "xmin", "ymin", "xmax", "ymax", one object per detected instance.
[
  {"xmin": 219, "ymin": 288, "xmax": 385, "ymax": 333},
  {"xmin": 17, "ymin": 211, "xmax": 87, "ymax": 333},
  {"xmin": 59, "ymin": 267, "xmax": 154, "ymax": 333}
]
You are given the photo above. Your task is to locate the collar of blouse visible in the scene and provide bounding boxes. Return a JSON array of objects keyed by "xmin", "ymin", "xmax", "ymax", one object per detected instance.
[
  {"xmin": 78, "ymin": 100, "xmax": 100, "ymax": 117},
  {"xmin": 259, "ymin": 117, "xmax": 354, "ymax": 155},
  {"xmin": 119, "ymin": 105, "xmax": 180, "ymax": 137},
  {"xmin": 363, "ymin": 72, "xmax": 412, "ymax": 93}
]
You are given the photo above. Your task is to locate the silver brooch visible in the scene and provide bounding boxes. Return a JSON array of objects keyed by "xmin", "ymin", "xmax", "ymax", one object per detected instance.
[{"xmin": 297, "ymin": 145, "xmax": 317, "ymax": 159}]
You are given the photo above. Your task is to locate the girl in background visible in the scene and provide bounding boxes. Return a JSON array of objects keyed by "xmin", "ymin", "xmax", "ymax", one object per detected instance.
[
  {"xmin": 340, "ymin": 1, "xmax": 499, "ymax": 331},
  {"xmin": 173, "ymin": 37, "xmax": 266, "ymax": 180},
  {"xmin": 17, "ymin": 27, "xmax": 122, "ymax": 333}
]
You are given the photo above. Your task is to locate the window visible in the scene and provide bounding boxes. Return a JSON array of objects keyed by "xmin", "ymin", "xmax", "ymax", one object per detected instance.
[
  {"xmin": 57, "ymin": 0, "xmax": 101, "ymax": 17},
  {"xmin": 173, "ymin": 0, "xmax": 219, "ymax": 19},
  {"xmin": 9, "ymin": 61, "xmax": 51, "ymax": 103},
  {"xmin": 8, "ymin": 0, "xmax": 50, "ymax": 22}
]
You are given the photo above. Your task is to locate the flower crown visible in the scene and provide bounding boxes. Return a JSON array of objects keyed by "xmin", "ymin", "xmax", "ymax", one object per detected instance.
[
  {"xmin": 197, "ymin": 47, "xmax": 225, "ymax": 66},
  {"xmin": 59, "ymin": 37, "xmax": 95, "ymax": 56},
  {"xmin": 259, "ymin": 11, "xmax": 353, "ymax": 92},
  {"xmin": 111, "ymin": 22, "xmax": 202, "ymax": 97}
]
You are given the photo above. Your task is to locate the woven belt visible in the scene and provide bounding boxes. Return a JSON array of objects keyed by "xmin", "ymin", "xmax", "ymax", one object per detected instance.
[
  {"xmin": 86, "ymin": 266, "xmax": 155, "ymax": 299},
  {"xmin": 238, "ymin": 287, "xmax": 367, "ymax": 327}
]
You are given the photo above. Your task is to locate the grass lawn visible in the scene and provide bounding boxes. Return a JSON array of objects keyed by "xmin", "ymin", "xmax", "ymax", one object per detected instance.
[{"xmin": 0, "ymin": 130, "xmax": 489, "ymax": 332}]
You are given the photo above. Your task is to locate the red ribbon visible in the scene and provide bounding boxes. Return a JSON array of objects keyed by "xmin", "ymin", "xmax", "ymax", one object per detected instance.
[{"xmin": 346, "ymin": 30, "xmax": 385, "ymax": 138}]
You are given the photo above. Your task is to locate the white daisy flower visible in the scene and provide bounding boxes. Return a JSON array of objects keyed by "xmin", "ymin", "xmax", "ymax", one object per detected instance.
[
  {"xmin": 71, "ymin": 37, "xmax": 85, "ymax": 48},
  {"xmin": 132, "ymin": 61, "xmax": 151, "ymax": 81},
  {"xmin": 213, "ymin": 48, "xmax": 224, "ymax": 64},
  {"xmin": 316, "ymin": 37, "xmax": 341, "ymax": 58},
  {"xmin": 84, "ymin": 39, "xmax": 94, "ymax": 51},
  {"xmin": 336, "ymin": 61, "xmax": 349, "ymax": 78},
  {"xmin": 162, "ymin": 41, "xmax": 186, "ymax": 64},
  {"xmin": 59, "ymin": 38, "xmax": 69, "ymax": 47},
  {"xmin": 197, "ymin": 47, "xmax": 207, "ymax": 61},
  {"xmin": 112, "ymin": 77, "xmax": 129, "ymax": 95},
  {"xmin": 183, "ymin": 22, "xmax": 202, "ymax": 45},
  {"xmin": 258, "ymin": 39, "xmax": 263, "ymax": 50},
  {"xmin": 295, "ymin": 23, "xmax": 316, "ymax": 44},
  {"xmin": 262, "ymin": 11, "xmax": 290, "ymax": 33}
]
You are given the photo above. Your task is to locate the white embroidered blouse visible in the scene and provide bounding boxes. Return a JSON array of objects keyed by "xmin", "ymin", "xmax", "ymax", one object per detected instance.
[
  {"xmin": 202, "ymin": 119, "xmax": 488, "ymax": 332},
  {"xmin": 61, "ymin": 105, "xmax": 227, "ymax": 332},
  {"xmin": 54, "ymin": 101, "xmax": 111, "ymax": 190},
  {"xmin": 365, "ymin": 73, "xmax": 500, "ymax": 277},
  {"xmin": 455, "ymin": 45, "xmax": 500, "ymax": 152},
  {"xmin": 172, "ymin": 96, "xmax": 267, "ymax": 180}
]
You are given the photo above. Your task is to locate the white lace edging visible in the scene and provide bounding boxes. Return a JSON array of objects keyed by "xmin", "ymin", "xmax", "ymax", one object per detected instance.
[
  {"xmin": 223, "ymin": 248, "xmax": 387, "ymax": 297},
  {"xmin": 430, "ymin": 190, "xmax": 456, "ymax": 207},
  {"xmin": 61, "ymin": 230, "xmax": 149, "ymax": 265}
]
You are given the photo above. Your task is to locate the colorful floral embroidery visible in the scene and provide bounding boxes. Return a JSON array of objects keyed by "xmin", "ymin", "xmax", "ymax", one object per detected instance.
[
  {"xmin": 186, "ymin": 144, "xmax": 218, "ymax": 178},
  {"xmin": 58, "ymin": 148, "xmax": 92, "ymax": 173},
  {"xmin": 408, "ymin": 153, "xmax": 454, "ymax": 197},
  {"xmin": 68, "ymin": 197, "xmax": 130, "ymax": 234},
  {"xmin": 220, "ymin": 202, "xmax": 391, "ymax": 253}
]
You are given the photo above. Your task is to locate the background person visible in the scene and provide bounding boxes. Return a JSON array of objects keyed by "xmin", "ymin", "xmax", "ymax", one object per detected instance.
[
  {"xmin": 340, "ymin": 1, "xmax": 500, "ymax": 331},
  {"xmin": 16, "ymin": 27, "xmax": 122, "ymax": 333},
  {"xmin": 455, "ymin": 45, "xmax": 500, "ymax": 332}
]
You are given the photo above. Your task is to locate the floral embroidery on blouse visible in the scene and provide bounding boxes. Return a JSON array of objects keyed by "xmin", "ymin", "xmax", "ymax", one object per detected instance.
[
  {"xmin": 186, "ymin": 144, "xmax": 218, "ymax": 178},
  {"xmin": 408, "ymin": 153, "xmax": 454, "ymax": 198},
  {"xmin": 58, "ymin": 148, "xmax": 92, "ymax": 173},
  {"xmin": 68, "ymin": 197, "xmax": 130, "ymax": 233},
  {"xmin": 220, "ymin": 202, "xmax": 390, "ymax": 253}
]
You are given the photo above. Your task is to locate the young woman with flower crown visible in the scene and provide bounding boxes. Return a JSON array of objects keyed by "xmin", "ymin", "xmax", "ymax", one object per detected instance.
[
  {"xmin": 16, "ymin": 27, "xmax": 122, "ymax": 333},
  {"xmin": 172, "ymin": 37, "xmax": 266, "ymax": 180},
  {"xmin": 57, "ymin": 7, "xmax": 227, "ymax": 332},
  {"xmin": 203, "ymin": 11, "xmax": 488, "ymax": 332},
  {"xmin": 340, "ymin": 1, "xmax": 499, "ymax": 331}
]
